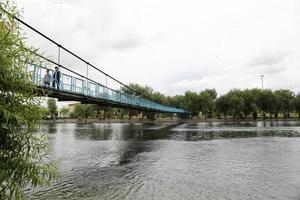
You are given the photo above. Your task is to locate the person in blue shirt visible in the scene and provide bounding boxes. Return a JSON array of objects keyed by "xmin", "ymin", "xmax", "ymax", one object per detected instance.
[{"xmin": 52, "ymin": 66, "xmax": 61, "ymax": 90}]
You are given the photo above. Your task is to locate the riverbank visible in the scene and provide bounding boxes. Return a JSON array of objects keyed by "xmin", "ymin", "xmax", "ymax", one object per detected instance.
[{"xmin": 40, "ymin": 117, "xmax": 300, "ymax": 124}]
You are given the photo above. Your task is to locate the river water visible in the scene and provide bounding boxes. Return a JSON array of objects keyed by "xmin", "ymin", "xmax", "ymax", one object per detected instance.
[{"xmin": 27, "ymin": 121, "xmax": 300, "ymax": 200}]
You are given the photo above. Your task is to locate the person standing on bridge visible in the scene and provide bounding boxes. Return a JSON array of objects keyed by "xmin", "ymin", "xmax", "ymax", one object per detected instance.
[
  {"xmin": 43, "ymin": 69, "xmax": 51, "ymax": 87},
  {"xmin": 52, "ymin": 66, "xmax": 61, "ymax": 90}
]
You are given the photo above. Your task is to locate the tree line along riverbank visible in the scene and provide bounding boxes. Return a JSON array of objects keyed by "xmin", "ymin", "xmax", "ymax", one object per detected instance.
[{"xmin": 44, "ymin": 85, "xmax": 300, "ymax": 121}]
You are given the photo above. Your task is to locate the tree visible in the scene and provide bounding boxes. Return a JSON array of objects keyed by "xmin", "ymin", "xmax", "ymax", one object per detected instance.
[
  {"xmin": 242, "ymin": 89, "xmax": 257, "ymax": 118},
  {"xmin": 167, "ymin": 95, "xmax": 184, "ymax": 108},
  {"xmin": 203, "ymin": 88, "xmax": 217, "ymax": 100},
  {"xmin": 185, "ymin": 91, "xmax": 200, "ymax": 117},
  {"xmin": 121, "ymin": 83, "xmax": 153, "ymax": 98},
  {"xmin": 40, "ymin": 106, "xmax": 49, "ymax": 119},
  {"xmin": 293, "ymin": 94, "xmax": 300, "ymax": 118},
  {"xmin": 256, "ymin": 89, "xmax": 274, "ymax": 119},
  {"xmin": 60, "ymin": 106, "xmax": 69, "ymax": 118},
  {"xmin": 274, "ymin": 89, "xmax": 295, "ymax": 118},
  {"xmin": 0, "ymin": 2, "xmax": 58, "ymax": 199},
  {"xmin": 120, "ymin": 83, "xmax": 154, "ymax": 119},
  {"xmin": 47, "ymin": 98, "xmax": 57, "ymax": 119},
  {"xmin": 199, "ymin": 89, "xmax": 216, "ymax": 119},
  {"xmin": 248, "ymin": 88, "xmax": 261, "ymax": 119},
  {"xmin": 216, "ymin": 95, "xmax": 229, "ymax": 120},
  {"xmin": 150, "ymin": 91, "xmax": 168, "ymax": 104},
  {"xmin": 228, "ymin": 94, "xmax": 245, "ymax": 120},
  {"xmin": 72, "ymin": 104, "xmax": 96, "ymax": 121}
]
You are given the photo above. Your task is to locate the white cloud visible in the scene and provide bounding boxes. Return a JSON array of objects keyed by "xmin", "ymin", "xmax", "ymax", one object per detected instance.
[{"xmin": 247, "ymin": 50, "xmax": 289, "ymax": 67}]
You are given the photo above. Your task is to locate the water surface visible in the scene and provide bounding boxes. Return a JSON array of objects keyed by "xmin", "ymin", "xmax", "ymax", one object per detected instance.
[{"xmin": 27, "ymin": 121, "xmax": 300, "ymax": 200}]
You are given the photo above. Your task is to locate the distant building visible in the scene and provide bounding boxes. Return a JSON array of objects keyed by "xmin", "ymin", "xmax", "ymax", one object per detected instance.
[{"xmin": 68, "ymin": 102, "xmax": 80, "ymax": 113}]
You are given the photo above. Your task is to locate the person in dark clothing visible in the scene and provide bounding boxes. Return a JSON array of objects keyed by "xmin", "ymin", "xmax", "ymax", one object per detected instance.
[{"xmin": 52, "ymin": 66, "xmax": 61, "ymax": 90}]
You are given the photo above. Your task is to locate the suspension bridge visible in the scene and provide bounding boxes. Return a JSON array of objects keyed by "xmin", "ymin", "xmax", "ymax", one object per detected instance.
[
  {"xmin": 12, "ymin": 13, "xmax": 187, "ymax": 114},
  {"xmin": 31, "ymin": 64, "xmax": 185, "ymax": 113}
]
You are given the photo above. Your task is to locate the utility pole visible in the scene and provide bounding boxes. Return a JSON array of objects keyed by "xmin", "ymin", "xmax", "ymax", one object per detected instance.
[{"xmin": 260, "ymin": 74, "xmax": 264, "ymax": 89}]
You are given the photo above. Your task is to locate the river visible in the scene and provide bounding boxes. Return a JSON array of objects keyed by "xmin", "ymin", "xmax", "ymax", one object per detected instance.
[{"xmin": 27, "ymin": 121, "xmax": 300, "ymax": 200}]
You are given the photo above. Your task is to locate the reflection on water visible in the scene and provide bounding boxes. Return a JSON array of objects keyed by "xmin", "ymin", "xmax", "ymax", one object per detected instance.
[{"xmin": 27, "ymin": 121, "xmax": 300, "ymax": 200}]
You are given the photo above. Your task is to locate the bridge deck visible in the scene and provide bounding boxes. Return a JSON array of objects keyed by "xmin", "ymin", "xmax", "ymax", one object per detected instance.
[{"xmin": 31, "ymin": 64, "xmax": 186, "ymax": 114}]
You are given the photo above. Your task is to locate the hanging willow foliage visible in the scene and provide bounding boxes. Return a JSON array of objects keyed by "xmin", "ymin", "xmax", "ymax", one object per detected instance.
[{"xmin": 0, "ymin": 1, "xmax": 59, "ymax": 199}]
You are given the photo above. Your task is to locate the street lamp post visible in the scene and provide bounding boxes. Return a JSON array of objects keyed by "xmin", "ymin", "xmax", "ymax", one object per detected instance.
[{"xmin": 260, "ymin": 74, "xmax": 264, "ymax": 89}]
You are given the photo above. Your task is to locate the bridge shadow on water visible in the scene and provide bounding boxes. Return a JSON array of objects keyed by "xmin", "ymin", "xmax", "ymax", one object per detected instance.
[
  {"xmin": 71, "ymin": 122, "xmax": 182, "ymax": 165},
  {"xmin": 73, "ymin": 122, "xmax": 180, "ymax": 141}
]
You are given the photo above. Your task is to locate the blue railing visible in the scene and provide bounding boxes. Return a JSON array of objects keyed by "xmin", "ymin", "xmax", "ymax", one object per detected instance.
[{"xmin": 30, "ymin": 64, "xmax": 186, "ymax": 114}]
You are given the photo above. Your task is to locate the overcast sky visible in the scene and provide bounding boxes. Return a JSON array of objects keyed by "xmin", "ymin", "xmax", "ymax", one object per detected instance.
[{"xmin": 15, "ymin": 0, "xmax": 300, "ymax": 97}]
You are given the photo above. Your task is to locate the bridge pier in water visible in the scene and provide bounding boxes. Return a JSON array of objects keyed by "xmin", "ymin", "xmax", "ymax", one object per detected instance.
[
  {"xmin": 178, "ymin": 113, "xmax": 190, "ymax": 120},
  {"xmin": 145, "ymin": 112, "xmax": 156, "ymax": 121}
]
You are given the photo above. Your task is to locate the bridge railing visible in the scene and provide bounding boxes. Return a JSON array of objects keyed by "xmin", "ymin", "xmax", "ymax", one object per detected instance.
[{"xmin": 30, "ymin": 64, "xmax": 186, "ymax": 113}]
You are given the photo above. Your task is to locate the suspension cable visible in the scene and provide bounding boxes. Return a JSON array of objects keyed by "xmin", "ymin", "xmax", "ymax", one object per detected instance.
[{"xmin": 2, "ymin": 8, "xmax": 141, "ymax": 96}]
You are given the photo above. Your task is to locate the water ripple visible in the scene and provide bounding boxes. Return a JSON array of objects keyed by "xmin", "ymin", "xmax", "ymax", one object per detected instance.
[{"xmin": 27, "ymin": 122, "xmax": 300, "ymax": 199}]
